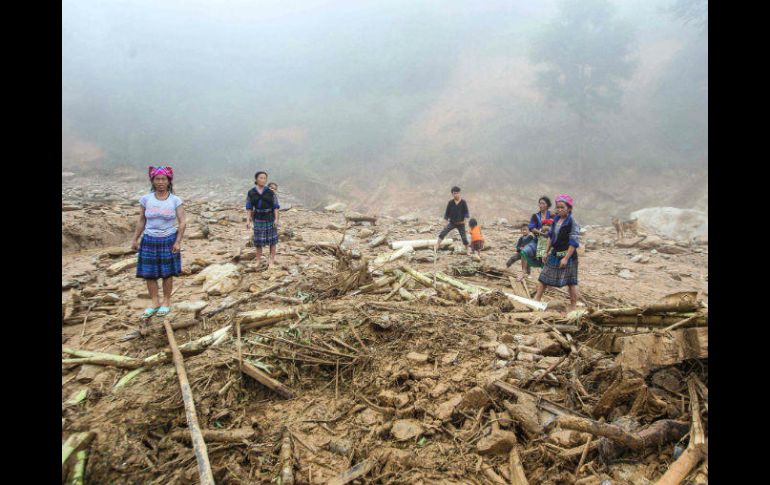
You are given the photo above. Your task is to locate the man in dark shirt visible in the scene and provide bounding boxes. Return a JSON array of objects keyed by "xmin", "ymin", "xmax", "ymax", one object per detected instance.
[{"xmin": 436, "ymin": 186, "xmax": 471, "ymax": 255}]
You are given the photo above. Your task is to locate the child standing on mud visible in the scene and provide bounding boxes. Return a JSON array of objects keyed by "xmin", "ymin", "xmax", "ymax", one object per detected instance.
[
  {"xmin": 436, "ymin": 186, "xmax": 472, "ymax": 256},
  {"xmin": 468, "ymin": 218, "xmax": 484, "ymax": 260}
]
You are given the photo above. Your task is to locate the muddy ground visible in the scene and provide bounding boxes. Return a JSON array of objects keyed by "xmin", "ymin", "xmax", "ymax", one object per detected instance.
[{"xmin": 62, "ymin": 175, "xmax": 708, "ymax": 485}]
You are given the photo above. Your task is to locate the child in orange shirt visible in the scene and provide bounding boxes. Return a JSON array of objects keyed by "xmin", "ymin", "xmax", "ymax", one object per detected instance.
[{"xmin": 469, "ymin": 218, "xmax": 484, "ymax": 259}]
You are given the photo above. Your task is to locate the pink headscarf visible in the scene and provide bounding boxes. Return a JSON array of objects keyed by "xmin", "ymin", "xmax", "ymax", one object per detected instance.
[
  {"xmin": 555, "ymin": 194, "xmax": 574, "ymax": 207},
  {"xmin": 148, "ymin": 166, "xmax": 174, "ymax": 180}
]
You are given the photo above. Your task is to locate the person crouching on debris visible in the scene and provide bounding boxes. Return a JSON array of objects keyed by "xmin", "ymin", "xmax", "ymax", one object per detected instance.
[
  {"xmin": 506, "ymin": 223, "xmax": 535, "ymax": 273},
  {"xmin": 469, "ymin": 218, "xmax": 484, "ymax": 260},
  {"xmin": 436, "ymin": 186, "xmax": 472, "ymax": 256},
  {"xmin": 246, "ymin": 171, "xmax": 280, "ymax": 268},
  {"xmin": 131, "ymin": 166, "xmax": 186, "ymax": 319},
  {"xmin": 534, "ymin": 194, "xmax": 580, "ymax": 311}
]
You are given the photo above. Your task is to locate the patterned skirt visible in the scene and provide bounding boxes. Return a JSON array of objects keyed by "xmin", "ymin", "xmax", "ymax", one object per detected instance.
[
  {"xmin": 136, "ymin": 232, "xmax": 182, "ymax": 279},
  {"xmin": 253, "ymin": 220, "xmax": 279, "ymax": 247},
  {"xmin": 538, "ymin": 254, "xmax": 578, "ymax": 287}
]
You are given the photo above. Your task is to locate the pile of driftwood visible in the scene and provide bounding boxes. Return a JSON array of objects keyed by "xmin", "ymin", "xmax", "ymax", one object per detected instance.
[{"xmin": 62, "ymin": 235, "xmax": 708, "ymax": 484}]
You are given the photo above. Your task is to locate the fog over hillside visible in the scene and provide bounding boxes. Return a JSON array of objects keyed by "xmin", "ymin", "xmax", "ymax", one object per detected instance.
[{"xmin": 62, "ymin": 0, "xmax": 707, "ymax": 222}]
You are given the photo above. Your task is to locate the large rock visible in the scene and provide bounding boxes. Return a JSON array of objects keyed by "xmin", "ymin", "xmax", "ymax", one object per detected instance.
[
  {"xmin": 637, "ymin": 235, "xmax": 664, "ymax": 250},
  {"xmin": 324, "ymin": 202, "xmax": 347, "ymax": 212},
  {"xmin": 630, "ymin": 207, "xmax": 707, "ymax": 241},
  {"xmin": 193, "ymin": 263, "xmax": 241, "ymax": 295}
]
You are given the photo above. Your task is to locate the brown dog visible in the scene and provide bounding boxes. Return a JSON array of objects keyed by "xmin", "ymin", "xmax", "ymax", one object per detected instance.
[{"xmin": 612, "ymin": 217, "xmax": 639, "ymax": 240}]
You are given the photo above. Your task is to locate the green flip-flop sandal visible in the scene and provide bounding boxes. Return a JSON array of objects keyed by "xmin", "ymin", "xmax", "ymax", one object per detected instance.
[
  {"xmin": 156, "ymin": 306, "xmax": 171, "ymax": 317},
  {"xmin": 141, "ymin": 307, "xmax": 158, "ymax": 319}
]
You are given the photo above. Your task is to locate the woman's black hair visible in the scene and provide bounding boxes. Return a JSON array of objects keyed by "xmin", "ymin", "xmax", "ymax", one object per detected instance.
[
  {"xmin": 469, "ymin": 218, "xmax": 478, "ymax": 228},
  {"xmin": 255, "ymin": 171, "xmax": 268, "ymax": 180},
  {"xmin": 539, "ymin": 196, "xmax": 552, "ymax": 208},
  {"xmin": 451, "ymin": 186, "xmax": 461, "ymax": 193}
]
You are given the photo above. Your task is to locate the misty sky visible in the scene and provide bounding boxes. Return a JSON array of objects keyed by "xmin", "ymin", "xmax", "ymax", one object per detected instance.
[{"xmin": 62, "ymin": 0, "xmax": 707, "ymax": 185}]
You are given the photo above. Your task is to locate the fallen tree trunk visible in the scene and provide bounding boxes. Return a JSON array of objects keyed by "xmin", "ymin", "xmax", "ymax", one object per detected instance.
[
  {"xmin": 373, "ymin": 245, "xmax": 414, "ymax": 265},
  {"xmin": 163, "ymin": 321, "xmax": 215, "ymax": 485},
  {"xmin": 237, "ymin": 307, "xmax": 299, "ymax": 324},
  {"xmin": 119, "ymin": 319, "xmax": 198, "ymax": 342},
  {"xmin": 263, "ymin": 294, "xmax": 304, "ymax": 305},
  {"xmin": 201, "ymin": 279, "xmax": 292, "ymax": 318},
  {"xmin": 240, "ymin": 360, "xmax": 295, "ymax": 399},
  {"xmin": 345, "ymin": 213, "xmax": 377, "ymax": 225},
  {"xmin": 143, "ymin": 324, "xmax": 233, "ymax": 366},
  {"xmin": 436, "ymin": 272, "xmax": 547, "ymax": 311},
  {"xmin": 353, "ymin": 275, "xmax": 396, "ymax": 295},
  {"xmin": 654, "ymin": 380, "xmax": 707, "ymax": 485},
  {"xmin": 390, "ymin": 238, "xmax": 452, "ymax": 250},
  {"xmin": 400, "ymin": 265, "xmax": 434, "ymax": 287},
  {"xmin": 592, "ymin": 314, "xmax": 706, "ymax": 327},
  {"xmin": 168, "ymin": 427, "xmax": 257, "ymax": 443},
  {"xmin": 62, "ymin": 349, "xmax": 144, "ymax": 369},
  {"xmin": 549, "ymin": 415, "xmax": 690, "ymax": 452},
  {"xmin": 62, "ymin": 356, "xmax": 144, "ymax": 369}
]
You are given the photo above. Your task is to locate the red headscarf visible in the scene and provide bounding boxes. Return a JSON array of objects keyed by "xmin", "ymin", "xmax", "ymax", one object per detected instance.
[
  {"xmin": 555, "ymin": 194, "xmax": 574, "ymax": 208},
  {"xmin": 148, "ymin": 165, "xmax": 174, "ymax": 180}
]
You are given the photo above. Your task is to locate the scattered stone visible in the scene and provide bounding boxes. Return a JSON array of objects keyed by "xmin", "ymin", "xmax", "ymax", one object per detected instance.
[
  {"xmin": 435, "ymin": 395, "xmax": 463, "ymax": 421},
  {"xmin": 668, "ymin": 272, "xmax": 682, "ymax": 281},
  {"xmin": 495, "ymin": 344, "xmax": 512, "ymax": 359},
  {"xmin": 476, "ymin": 428, "xmax": 516, "ymax": 455},
  {"xmin": 76, "ymin": 364, "xmax": 103, "ymax": 383},
  {"xmin": 406, "ymin": 352, "xmax": 429, "ymax": 363},
  {"xmin": 377, "ymin": 390, "xmax": 410, "ymax": 408},
  {"xmin": 618, "ymin": 269, "xmax": 635, "ymax": 280},
  {"xmin": 430, "ymin": 382, "xmax": 450, "ymax": 399},
  {"xmin": 358, "ymin": 228, "xmax": 374, "ymax": 239},
  {"xmin": 391, "ymin": 419, "xmax": 424, "ymax": 441},
  {"xmin": 397, "ymin": 214, "xmax": 418, "ymax": 223},
  {"xmin": 441, "ymin": 351, "xmax": 459, "ymax": 365}
]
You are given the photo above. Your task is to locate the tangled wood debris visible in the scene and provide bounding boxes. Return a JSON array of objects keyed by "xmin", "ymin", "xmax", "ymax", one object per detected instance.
[{"xmin": 62, "ymin": 194, "xmax": 708, "ymax": 484}]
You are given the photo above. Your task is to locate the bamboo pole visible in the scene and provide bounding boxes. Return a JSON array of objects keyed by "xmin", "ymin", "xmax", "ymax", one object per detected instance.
[
  {"xmin": 401, "ymin": 265, "xmax": 434, "ymax": 287},
  {"xmin": 390, "ymin": 238, "xmax": 452, "ymax": 250},
  {"xmin": 280, "ymin": 426, "xmax": 295, "ymax": 485},
  {"xmin": 373, "ymin": 245, "xmax": 414, "ymax": 265},
  {"xmin": 162, "ymin": 320, "xmax": 215, "ymax": 485},
  {"xmin": 62, "ymin": 432, "xmax": 95, "ymax": 469}
]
